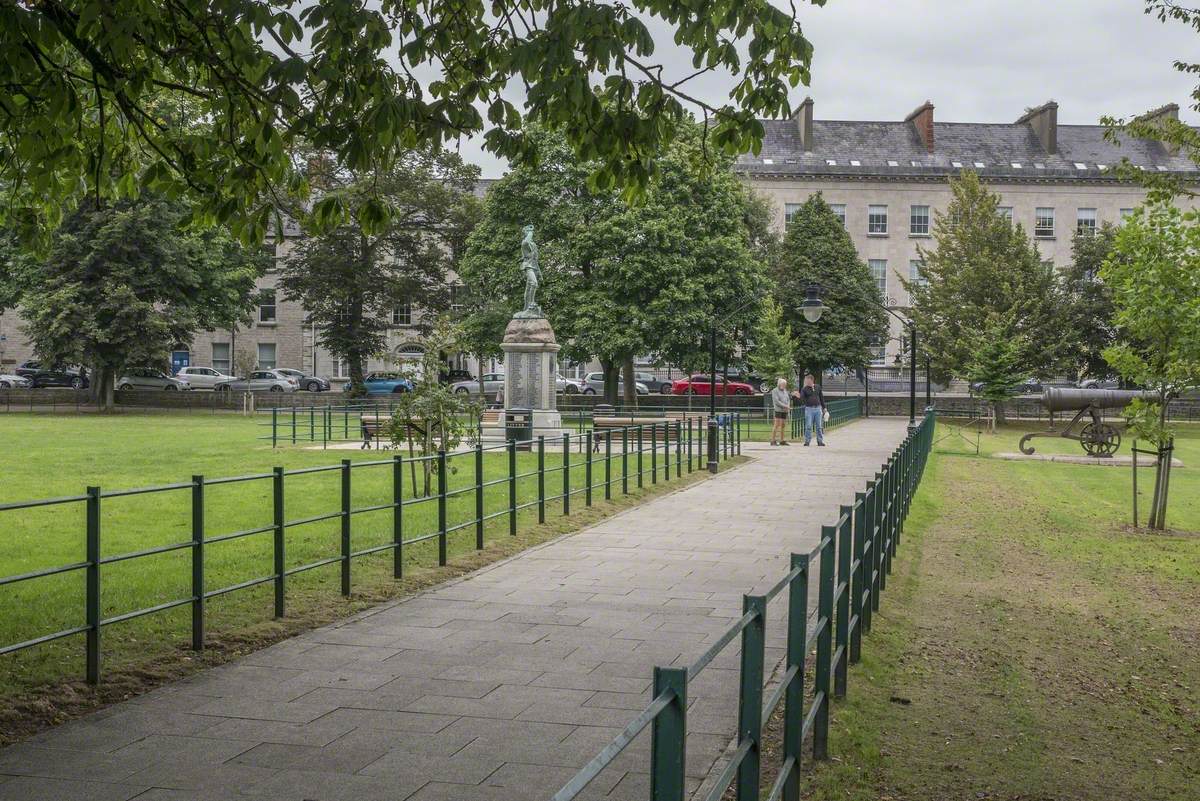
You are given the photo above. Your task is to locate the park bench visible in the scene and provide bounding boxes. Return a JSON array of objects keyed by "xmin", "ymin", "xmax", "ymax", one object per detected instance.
[
  {"xmin": 590, "ymin": 414, "xmax": 707, "ymax": 452},
  {"xmin": 359, "ymin": 415, "xmax": 393, "ymax": 450}
]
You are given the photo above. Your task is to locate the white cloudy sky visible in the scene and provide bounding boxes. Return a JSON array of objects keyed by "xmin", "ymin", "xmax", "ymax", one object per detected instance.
[{"xmin": 452, "ymin": 0, "xmax": 1198, "ymax": 176}]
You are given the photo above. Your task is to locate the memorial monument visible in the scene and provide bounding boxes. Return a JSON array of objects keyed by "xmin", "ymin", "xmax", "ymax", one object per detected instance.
[{"xmin": 486, "ymin": 226, "xmax": 567, "ymax": 442}]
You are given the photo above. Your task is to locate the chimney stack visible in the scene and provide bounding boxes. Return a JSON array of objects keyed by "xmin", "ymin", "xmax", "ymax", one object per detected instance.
[
  {"xmin": 1135, "ymin": 103, "xmax": 1181, "ymax": 154},
  {"xmin": 793, "ymin": 96, "xmax": 814, "ymax": 151},
  {"xmin": 905, "ymin": 101, "xmax": 935, "ymax": 153},
  {"xmin": 1016, "ymin": 101, "xmax": 1058, "ymax": 154}
]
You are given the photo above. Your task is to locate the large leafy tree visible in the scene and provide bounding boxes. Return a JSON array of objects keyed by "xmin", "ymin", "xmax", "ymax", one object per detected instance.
[
  {"xmin": 0, "ymin": 0, "xmax": 818, "ymax": 243},
  {"xmin": 748, "ymin": 298, "xmax": 796, "ymax": 386},
  {"xmin": 458, "ymin": 123, "xmax": 769, "ymax": 404},
  {"xmin": 278, "ymin": 149, "xmax": 480, "ymax": 394},
  {"xmin": 1102, "ymin": 202, "xmax": 1200, "ymax": 529},
  {"xmin": 904, "ymin": 172, "xmax": 1071, "ymax": 382},
  {"xmin": 1061, "ymin": 225, "xmax": 1119, "ymax": 382},
  {"xmin": 11, "ymin": 197, "xmax": 265, "ymax": 409},
  {"xmin": 773, "ymin": 194, "xmax": 887, "ymax": 377}
]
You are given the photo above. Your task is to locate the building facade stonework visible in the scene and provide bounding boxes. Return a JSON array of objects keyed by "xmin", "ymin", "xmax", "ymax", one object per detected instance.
[{"xmin": 737, "ymin": 99, "xmax": 1200, "ymax": 363}]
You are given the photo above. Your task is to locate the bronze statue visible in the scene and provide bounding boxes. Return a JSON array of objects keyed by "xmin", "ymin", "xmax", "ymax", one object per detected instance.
[{"xmin": 519, "ymin": 224, "xmax": 542, "ymax": 317}]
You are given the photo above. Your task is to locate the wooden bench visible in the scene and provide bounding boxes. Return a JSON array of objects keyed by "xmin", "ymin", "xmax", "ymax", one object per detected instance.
[
  {"xmin": 359, "ymin": 415, "xmax": 392, "ymax": 449},
  {"xmin": 589, "ymin": 416, "xmax": 706, "ymax": 451},
  {"xmin": 480, "ymin": 409, "xmax": 502, "ymax": 426}
]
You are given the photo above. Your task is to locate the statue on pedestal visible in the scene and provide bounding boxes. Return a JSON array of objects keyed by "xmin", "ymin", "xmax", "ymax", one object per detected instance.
[{"xmin": 518, "ymin": 224, "xmax": 542, "ymax": 318}]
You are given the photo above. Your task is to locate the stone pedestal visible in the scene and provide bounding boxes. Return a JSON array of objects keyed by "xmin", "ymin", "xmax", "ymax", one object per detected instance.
[{"xmin": 482, "ymin": 315, "xmax": 568, "ymax": 442}]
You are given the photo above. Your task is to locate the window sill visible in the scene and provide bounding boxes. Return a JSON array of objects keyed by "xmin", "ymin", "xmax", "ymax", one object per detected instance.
[
  {"xmin": 1034, "ymin": 235, "xmax": 1056, "ymax": 241},
  {"xmin": 256, "ymin": 321, "xmax": 278, "ymax": 328},
  {"xmin": 866, "ymin": 232, "xmax": 889, "ymax": 238},
  {"xmin": 908, "ymin": 233, "xmax": 931, "ymax": 238}
]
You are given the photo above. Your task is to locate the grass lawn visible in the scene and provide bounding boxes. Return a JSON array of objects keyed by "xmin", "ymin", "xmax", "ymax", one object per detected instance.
[
  {"xmin": 801, "ymin": 422, "xmax": 1200, "ymax": 800},
  {"xmin": 0, "ymin": 412, "xmax": 731, "ymax": 742}
]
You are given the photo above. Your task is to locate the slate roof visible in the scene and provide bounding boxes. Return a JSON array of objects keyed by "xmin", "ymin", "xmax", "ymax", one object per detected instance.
[{"xmin": 738, "ymin": 119, "xmax": 1199, "ymax": 180}]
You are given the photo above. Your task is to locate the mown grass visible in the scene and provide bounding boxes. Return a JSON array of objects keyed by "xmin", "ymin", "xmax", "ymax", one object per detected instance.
[
  {"xmin": 0, "ymin": 412, "xmax": 731, "ymax": 736},
  {"xmin": 800, "ymin": 424, "xmax": 1200, "ymax": 801}
]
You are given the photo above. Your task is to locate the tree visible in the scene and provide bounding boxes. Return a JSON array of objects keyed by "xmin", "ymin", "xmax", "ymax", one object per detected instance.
[
  {"xmin": 458, "ymin": 122, "xmax": 769, "ymax": 405},
  {"xmin": 966, "ymin": 319, "xmax": 1028, "ymax": 431},
  {"xmin": 748, "ymin": 298, "xmax": 795, "ymax": 386},
  {"xmin": 905, "ymin": 172, "xmax": 1071, "ymax": 385},
  {"xmin": 1101, "ymin": 203, "xmax": 1200, "ymax": 529},
  {"xmin": 0, "ymin": 0, "xmax": 817, "ymax": 243},
  {"xmin": 278, "ymin": 149, "xmax": 480, "ymax": 394},
  {"xmin": 12, "ymin": 197, "xmax": 265, "ymax": 409},
  {"xmin": 773, "ymin": 194, "xmax": 887, "ymax": 377},
  {"xmin": 1061, "ymin": 225, "xmax": 1119, "ymax": 382}
]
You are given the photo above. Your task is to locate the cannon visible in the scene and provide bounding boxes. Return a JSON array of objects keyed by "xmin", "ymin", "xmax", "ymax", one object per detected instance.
[{"xmin": 1018, "ymin": 388, "xmax": 1151, "ymax": 458}]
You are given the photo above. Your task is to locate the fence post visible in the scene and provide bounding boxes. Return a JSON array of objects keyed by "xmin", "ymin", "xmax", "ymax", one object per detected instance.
[
  {"xmin": 309, "ymin": 406, "xmax": 315, "ymax": 442},
  {"xmin": 272, "ymin": 466, "xmax": 285, "ymax": 616},
  {"xmin": 437, "ymin": 450, "xmax": 448, "ymax": 565},
  {"xmin": 291, "ymin": 405, "xmax": 296, "ymax": 445},
  {"xmin": 737, "ymin": 594, "xmax": 766, "ymax": 801},
  {"xmin": 475, "ymin": 443, "xmax": 484, "ymax": 550},
  {"xmin": 191, "ymin": 475, "xmax": 205, "ymax": 651},
  {"xmin": 851, "ymin": 492, "xmax": 866, "ymax": 661},
  {"xmin": 562, "ymin": 433, "xmax": 571, "ymax": 515},
  {"xmin": 393, "ymin": 455, "xmax": 404, "ymax": 577},
  {"xmin": 869, "ymin": 479, "xmax": 882, "ymax": 613},
  {"xmin": 736, "ymin": 413, "xmax": 742, "ymax": 455},
  {"xmin": 675, "ymin": 420, "xmax": 682, "ymax": 478},
  {"xmin": 85, "ymin": 486, "xmax": 101, "ymax": 685},
  {"xmin": 585, "ymin": 430, "xmax": 593, "ymax": 507},
  {"xmin": 650, "ymin": 424, "xmax": 657, "ymax": 485},
  {"xmin": 341, "ymin": 460, "xmax": 352, "ymax": 595},
  {"xmin": 835, "ymin": 505, "xmax": 853, "ymax": 698},
  {"xmin": 508, "ymin": 441, "xmax": 517, "ymax": 536},
  {"xmin": 605, "ymin": 431, "xmax": 613, "ymax": 501},
  {"xmin": 878, "ymin": 467, "xmax": 890, "ymax": 589},
  {"xmin": 637, "ymin": 425, "xmax": 644, "ymax": 489},
  {"xmin": 687, "ymin": 418, "xmax": 693, "ymax": 473},
  {"xmin": 782, "ymin": 553, "xmax": 808, "ymax": 801},
  {"xmin": 271, "ymin": 407, "xmax": 278, "ymax": 448},
  {"xmin": 622, "ymin": 427, "xmax": 629, "ymax": 495},
  {"xmin": 650, "ymin": 666, "xmax": 688, "ymax": 801},
  {"xmin": 537, "ymin": 436, "xmax": 546, "ymax": 523},
  {"xmin": 813, "ymin": 526, "xmax": 836, "ymax": 760}
]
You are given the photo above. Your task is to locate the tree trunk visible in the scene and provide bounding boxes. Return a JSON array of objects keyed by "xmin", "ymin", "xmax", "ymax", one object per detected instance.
[
  {"xmin": 622, "ymin": 355, "xmax": 636, "ymax": 408},
  {"xmin": 600, "ymin": 358, "xmax": 619, "ymax": 406},
  {"xmin": 993, "ymin": 400, "xmax": 1008, "ymax": 426},
  {"xmin": 93, "ymin": 365, "xmax": 115, "ymax": 412},
  {"xmin": 477, "ymin": 353, "xmax": 486, "ymax": 400}
]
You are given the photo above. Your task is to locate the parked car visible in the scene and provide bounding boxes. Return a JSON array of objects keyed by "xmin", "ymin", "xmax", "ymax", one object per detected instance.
[
  {"xmin": 439, "ymin": 368, "xmax": 474, "ymax": 385},
  {"xmin": 557, "ymin": 374, "xmax": 590, "ymax": 395},
  {"xmin": 451, "ymin": 372, "xmax": 505, "ymax": 397},
  {"xmin": 724, "ymin": 371, "xmax": 768, "ymax": 394},
  {"xmin": 116, "ymin": 369, "xmax": 191, "ymax": 391},
  {"xmin": 215, "ymin": 370, "xmax": 298, "ymax": 392},
  {"xmin": 275, "ymin": 368, "xmax": 331, "ymax": 392},
  {"xmin": 670, "ymin": 374, "xmax": 755, "ymax": 396},
  {"xmin": 582, "ymin": 372, "xmax": 649, "ymax": 396},
  {"xmin": 175, "ymin": 366, "xmax": 236, "ymax": 390},
  {"xmin": 1076, "ymin": 377, "xmax": 1119, "ymax": 390},
  {"xmin": 633, "ymin": 371, "xmax": 674, "ymax": 395},
  {"xmin": 0, "ymin": 373, "xmax": 32, "ymax": 389},
  {"xmin": 15, "ymin": 361, "xmax": 89, "ymax": 389},
  {"xmin": 969, "ymin": 378, "xmax": 1044, "ymax": 395},
  {"xmin": 354, "ymin": 372, "xmax": 414, "ymax": 395}
]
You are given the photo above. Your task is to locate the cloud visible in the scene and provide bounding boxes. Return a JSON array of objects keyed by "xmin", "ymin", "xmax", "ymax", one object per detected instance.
[{"xmin": 450, "ymin": 0, "xmax": 1197, "ymax": 176}]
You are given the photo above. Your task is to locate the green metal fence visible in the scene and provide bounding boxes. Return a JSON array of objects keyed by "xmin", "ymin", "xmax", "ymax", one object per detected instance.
[
  {"xmin": 552, "ymin": 407, "xmax": 935, "ymax": 801},
  {"xmin": 0, "ymin": 418, "xmax": 742, "ymax": 685}
]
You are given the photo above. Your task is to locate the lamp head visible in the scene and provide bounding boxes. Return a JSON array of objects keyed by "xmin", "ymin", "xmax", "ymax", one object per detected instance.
[{"xmin": 801, "ymin": 283, "xmax": 826, "ymax": 323}]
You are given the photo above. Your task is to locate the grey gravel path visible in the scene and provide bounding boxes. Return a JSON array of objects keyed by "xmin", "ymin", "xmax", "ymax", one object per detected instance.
[{"xmin": 0, "ymin": 418, "xmax": 908, "ymax": 801}]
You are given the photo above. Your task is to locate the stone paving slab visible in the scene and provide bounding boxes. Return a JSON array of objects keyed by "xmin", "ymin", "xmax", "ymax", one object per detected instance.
[{"xmin": 0, "ymin": 418, "xmax": 907, "ymax": 801}]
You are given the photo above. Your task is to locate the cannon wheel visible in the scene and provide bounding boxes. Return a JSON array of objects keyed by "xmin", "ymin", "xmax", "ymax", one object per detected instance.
[{"xmin": 1080, "ymin": 422, "xmax": 1121, "ymax": 458}]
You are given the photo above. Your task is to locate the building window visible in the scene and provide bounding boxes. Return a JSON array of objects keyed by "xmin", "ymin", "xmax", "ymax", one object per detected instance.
[
  {"xmin": 869, "ymin": 259, "xmax": 888, "ymax": 299},
  {"xmin": 257, "ymin": 342, "xmax": 276, "ymax": 370},
  {"xmin": 392, "ymin": 302, "xmax": 412, "ymax": 326},
  {"xmin": 212, "ymin": 343, "xmax": 231, "ymax": 373},
  {"xmin": 333, "ymin": 358, "xmax": 349, "ymax": 378},
  {"xmin": 260, "ymin": 244, "xmax": 277, "ymax": 272},
  {"xmin": 450, "ymin": 284, "xmax": 464, "ymax": 314},
  {"xmin": 1119, "ymin": 208, "xmax": 1135, "ymax": 221},
  {"xmin": 868, "ymin": 335, "xmax": 886, "ymax": 366},
  {"xmin": 784, "ymin": 203, "xmax": 803, "ymax": 225},
  {"xmin": 909, "ymin": 205, "xmax": 930, "ymax": 236},
  {"xmin": 829, "ymin": 204, "xmax": 846, "ymax": 227},
  {"xmin": 257, "ymin": 289, "xmax": 276, "ymax": 323},
  {"xmin": 1034, "ymin": 207, "xmax": 1055, "ymax": 238},
  {"xmin": 1077, "ymin": 208, "xmax": 1097, "ymax": 236},
  {"xmin": 997, "ymin": 206, "xmax": 1013, "ymax": 222},
  {"xmin": 909, "ymin": 259, "xmax": 926, "ymax": 287},
  {"xmin": 868, "ymin": 205, "xmax": 888, "ymax": 235}
]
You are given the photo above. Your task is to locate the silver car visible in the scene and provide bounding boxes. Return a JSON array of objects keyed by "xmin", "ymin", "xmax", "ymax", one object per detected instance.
[
  {"xmin": 451, "ymin": 372, "xmax": 505, "ymax": 396},
  {"xmin": 557, "ymin": 374, "xmax": 592, "ymax": 394},
  {"xmin": 116, "ymin": 369, "xmax": 191, "ymax": 391},
  {"xmin": 175, "ymin": 365, "xmax": 236, "ymax": 390},
  {"xmin": 582, "ymin": 372, "xmax": 649, "ymax": 396},
  {"xmin": 0, "ymin": 373, "xmax": 32, "ymax": 389},
  {"xmin": 215, "ymin": 370, "xmax": 298, "ymax": 392}
]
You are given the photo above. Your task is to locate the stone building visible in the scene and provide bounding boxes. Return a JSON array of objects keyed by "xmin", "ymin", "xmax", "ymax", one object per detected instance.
[{"xmin": 737, "ymin": 99, "xmax": 1199, "ymax": 363}]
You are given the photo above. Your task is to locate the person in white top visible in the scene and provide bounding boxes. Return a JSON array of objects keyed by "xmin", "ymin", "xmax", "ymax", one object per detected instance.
[{"xmin": 769, "ymin": 377, "xmax": 800, "ymax": 446}]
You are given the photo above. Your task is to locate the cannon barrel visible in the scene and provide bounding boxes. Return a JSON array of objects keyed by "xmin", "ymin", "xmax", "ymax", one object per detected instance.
[{"xmin": 1041, "ymin": 387, "xmax": 1150, "ymax": 413}]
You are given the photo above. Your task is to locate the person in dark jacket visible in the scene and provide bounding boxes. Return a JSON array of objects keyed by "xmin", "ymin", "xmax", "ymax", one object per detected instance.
[{"xmin": 800, "ymin": 374, "xmax": 827, "ymax": 446}]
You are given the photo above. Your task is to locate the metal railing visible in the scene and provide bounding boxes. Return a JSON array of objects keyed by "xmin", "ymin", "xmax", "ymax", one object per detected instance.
[
  {"xmin": 0, "ymin": 418, "xmax": 741, "ymax": 685},
  {"xmin": 552, "ymin": 408, "xmax": 935, "ymax": 801}
]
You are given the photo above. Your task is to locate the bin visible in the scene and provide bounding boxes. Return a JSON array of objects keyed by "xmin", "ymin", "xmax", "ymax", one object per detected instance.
[{"xmin": 506, "ymin": 408, "xmax": 533, "ymax": 451}]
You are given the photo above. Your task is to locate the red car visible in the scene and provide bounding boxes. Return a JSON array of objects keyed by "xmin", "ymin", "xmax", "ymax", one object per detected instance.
[{"xmin": 671, "ymin": 374, "xmax": 755, "ymax": 396}]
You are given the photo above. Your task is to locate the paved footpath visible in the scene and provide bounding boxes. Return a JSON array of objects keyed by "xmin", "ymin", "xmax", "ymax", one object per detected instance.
[{"xmin": 0, "ymin": 418, "xmax": 908, "ymax": 801}]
